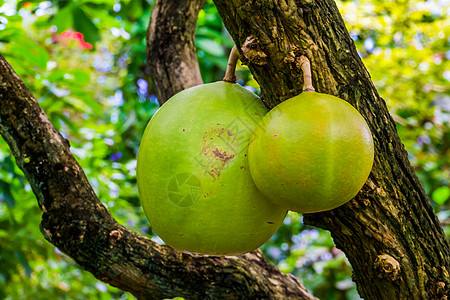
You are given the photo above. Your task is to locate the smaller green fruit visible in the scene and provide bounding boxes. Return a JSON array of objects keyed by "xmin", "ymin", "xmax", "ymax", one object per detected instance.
[{"xmin": 248, "ymin": 92, "xmax": 374, "ymax": 213}]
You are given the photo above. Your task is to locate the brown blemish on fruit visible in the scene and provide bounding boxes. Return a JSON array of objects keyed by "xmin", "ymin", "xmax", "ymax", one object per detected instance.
[
  {"xmin": 201, "ymin": 127, "xmax": 238, "ymax": 178},
  {"xmin": 212, "ymin": 148, "xmax": 235, "ymax": 163},
  {"xmin": 209, "ymin": 168, "xmax": 221, "ymax": 178}
]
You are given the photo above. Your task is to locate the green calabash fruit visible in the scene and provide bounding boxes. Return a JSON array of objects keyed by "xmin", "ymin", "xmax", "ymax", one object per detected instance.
[
  {"xmin": 137, "ymin": 81, "xmax": 287, "ymax": 255},
  {"xmin": 248, "ymin": 92, "xmax": 374, "ymax": 213}
]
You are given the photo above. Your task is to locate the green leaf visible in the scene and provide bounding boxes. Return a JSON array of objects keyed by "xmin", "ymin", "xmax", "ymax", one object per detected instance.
[
  {"xmin": 203, "ymin": 56, "xmax": 228, "ymax": 70},
  {"xmin": 6, "ymin": 40, "xmax": 49, "ymax": 70},
  {"xmin": 124, "ymin": 0, "xmax": 146, "ymax": 20},
  {"xmin": 14, "ymin": 251, "xmax": 32, "ymax": 278},
  {"xmin": 72, "ymin": 6, "xmax": 100, "ymax": 45},
  {"xmin": 3, "ymin": 156, "xmax": 15, "ymax": 175},
  {"xmin": 83, "ymin": 2, "xmax": 108, "ymax": 10},
  {"xmin": 432, "ymin": 186, "xmax": 450, "ymax": 206},
  {"xmin": 72, "ymin": 70, "xmax": 91, "ymax": 85},
  {"xmin": 78, "ymin": 95, "xmax": 103, "ymax": 115},
  {"xmin": 62, "ymin": 96, "xmax": 89, "ymax": 113},
  {"xmin": 0, "ymin": 27, "xmax": 23, "ymax": 43},
  {"xmin": 58, "ymin": 113, "xmax": 81, "ymax": 135},
  {"xmin": 195, "ymin": 38, "xmax": 225, "ymax": 57},
  {"xmin": 51, "ymin": 3, "xmax": 75, "ymax": 32},
  {"xmin": 47, "ymin": 69, "xmax": 70, "ymax": 82},
  {"xmin": 0, "ymin": 181, "xmax": 15, "ymax": 207},
  {"xmin": 196, "ymin": 27, "xmax": 223, "ymax": 40}
]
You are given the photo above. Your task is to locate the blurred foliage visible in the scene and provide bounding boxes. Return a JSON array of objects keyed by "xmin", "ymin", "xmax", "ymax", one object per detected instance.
[
  {"xmin": 0, "ymin": 0, "xmax": 448, "ymax": 299},
  {"xmin": 339, "ymin": 0, "xmax": 450, "ymax": 215}
]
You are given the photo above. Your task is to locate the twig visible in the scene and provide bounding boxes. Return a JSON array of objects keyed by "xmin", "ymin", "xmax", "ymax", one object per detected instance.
[
  {"xmin": 298, "ymin": 56, "xmax": 315, "ymax": 92},
  {"xmin": 223, "ymin": 45, "xmax": 239, "ymax": 83}
]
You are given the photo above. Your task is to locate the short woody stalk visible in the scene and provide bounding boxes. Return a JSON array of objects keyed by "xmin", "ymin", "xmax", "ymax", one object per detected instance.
[
  {"xmin": 223, "ymin": 45, "xmax": 239, "ymax": 83},
  {"xmin": 298, "ymin": 56, "xmax": 315, "ymax": 92}
]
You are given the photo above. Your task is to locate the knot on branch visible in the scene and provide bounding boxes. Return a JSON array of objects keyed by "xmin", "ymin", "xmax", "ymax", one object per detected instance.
[
  {"xmin": 241, "ymin": 36, "xmax": 267, "ymax": 66},
  {"xmin": 374, "ymin": 254, "xmax": 401, "ymax": 281},
  {"xmin": 109, "ymin": 229, "xmax": 123, "ymax": 242},
  {"xmin": 360, "ymin": 198, "xmax": 371, "ymax": 207}
]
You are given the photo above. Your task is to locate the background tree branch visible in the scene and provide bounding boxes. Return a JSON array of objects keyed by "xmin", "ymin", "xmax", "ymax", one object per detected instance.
[
  {"xmin": 213, "ymin": 0, "xmax": 450, "ymax": 299},
  {"xmin": 146, "ymin": 0, "xmax": 205, "ymax": 104}
]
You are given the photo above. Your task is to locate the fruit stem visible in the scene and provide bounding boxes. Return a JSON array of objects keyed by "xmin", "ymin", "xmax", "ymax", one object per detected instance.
[
  {"xmin": 223, "ymin": 45, "xmax": 239, "ymax": 83},
  {"xmin": 299, "ymin": 56, "xmax": 315, "ymax": 92}
]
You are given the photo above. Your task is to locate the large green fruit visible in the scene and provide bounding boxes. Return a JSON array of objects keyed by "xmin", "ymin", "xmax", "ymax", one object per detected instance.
[
  {"xmin": 137, "ymin": 81, "xmax": 287, "ymax": 255},
  {"xmin": 248, "ymin": 92, "xmax": 374, "ymax": 213}
]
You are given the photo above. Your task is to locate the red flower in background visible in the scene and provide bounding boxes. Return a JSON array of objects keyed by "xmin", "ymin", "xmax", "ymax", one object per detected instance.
[{"xmin": 52, "ymin": 30, "xmax": 93, "ymax": 50}]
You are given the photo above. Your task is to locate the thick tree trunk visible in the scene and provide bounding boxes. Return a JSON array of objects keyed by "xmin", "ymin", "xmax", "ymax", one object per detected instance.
[
  {"xmin": 213, "ymin": 0, "xmax": 450, "ymax": 299},
  {"xmin": 146, "ymin": 0, "xmax": 205, "ymax": 104}
]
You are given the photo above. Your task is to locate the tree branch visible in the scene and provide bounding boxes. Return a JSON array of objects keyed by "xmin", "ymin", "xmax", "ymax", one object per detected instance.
[
  {"xmin": 146, "ymin": 0, "xmax": 205, "ymax": 104},
  {"xmin": 213, "ymin": 0, "xmax": 450, "ymax": 299}
]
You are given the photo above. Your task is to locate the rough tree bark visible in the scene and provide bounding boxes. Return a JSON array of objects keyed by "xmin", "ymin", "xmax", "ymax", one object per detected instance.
[
  {"xmin": 213, "ymin": 0, "xmax": 450, "ymax": 299},
  {"xmin": 147, "ymin": 0, "xmax": 205, "ymax": 104},
  {"xmin": 0, "ymin": 0, "xmax": 317, "ymax": 298}
]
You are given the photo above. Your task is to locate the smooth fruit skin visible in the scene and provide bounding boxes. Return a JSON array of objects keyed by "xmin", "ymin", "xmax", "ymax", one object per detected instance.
[
  {"xmin": 137, "ymin": 81, "xmax": 287, "ymax": 255},
  {"xmin": 248, "ymin": 92, "xmax": 374, "ymax": 213}
]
